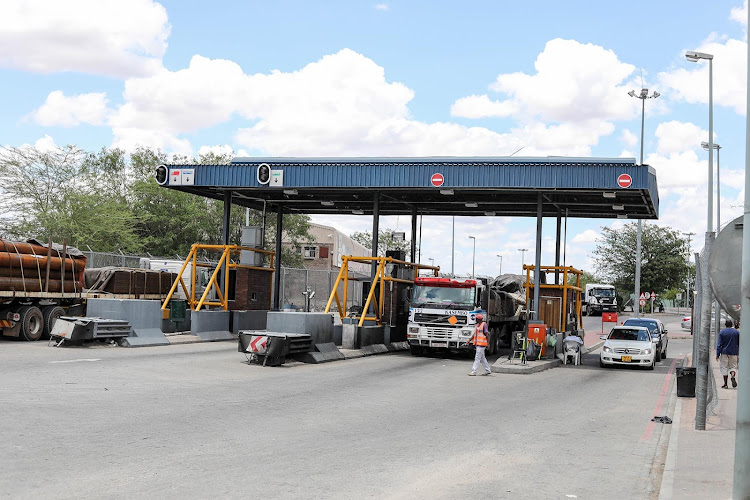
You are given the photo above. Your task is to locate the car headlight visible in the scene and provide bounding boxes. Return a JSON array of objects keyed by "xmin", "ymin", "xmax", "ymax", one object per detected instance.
[
  {"xmin": 409, "ymin": 327, "xmax": 419, "ymax": 333},
  {"xmin": 603, "ymin": 346, "xmax": 612, "ymax": 353},
  {"xmin": 644, "ymin": 348, "xmax": 652, "ymax": 354},
  {"xmin": 461, "ymin": 330, "xmax": 472, "ymax": 337}
]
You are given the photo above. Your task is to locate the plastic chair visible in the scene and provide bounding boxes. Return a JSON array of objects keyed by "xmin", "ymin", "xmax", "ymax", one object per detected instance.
[
  {"xmin": 510, "ymin": 332, "xmax": 527, "ymax": 365},
  {"xmin": 563, "ymin": 340, "xmax": 581, "ymax": 366}
]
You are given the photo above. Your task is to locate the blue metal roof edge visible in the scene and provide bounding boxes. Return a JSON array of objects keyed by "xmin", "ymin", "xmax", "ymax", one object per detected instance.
[{"xmin": 229, "ymin": 156, "xmax": 638, "ymax": 165}]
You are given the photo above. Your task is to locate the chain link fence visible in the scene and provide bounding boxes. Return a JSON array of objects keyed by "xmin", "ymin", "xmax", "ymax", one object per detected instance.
[{"xmin": 82, "ymin": 250, "xmax": 369, "ymax": 313}]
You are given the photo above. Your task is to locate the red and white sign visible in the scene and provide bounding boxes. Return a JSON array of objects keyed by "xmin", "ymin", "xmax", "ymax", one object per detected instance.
[
  {"xmin": 640, "ymin": 292, "xmax": 647, "ymax": 299},
  {"xmin": 650, "ymin": 292, "xmax": 656, "ymax": 299},
  {"xmin": 639, "ymin": 299, "xmax": 646, "ymax": 307},
  {"xmin": 617, "ymin": 173, "xmax": 632, "ymax": 188},
  {"xmin": 246, "ymin": 335, "xmax": 268, "ymax": 353},
  {"xmin": 431, "ymin": 173, "xmax": 444, "ymax": 187}
]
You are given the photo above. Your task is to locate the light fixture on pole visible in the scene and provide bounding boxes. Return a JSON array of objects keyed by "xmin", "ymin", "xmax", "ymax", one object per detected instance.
[
  {"xmin": 518, "ymin": 248, "xmax": 529, "ymax": 272},
  {"xmin": 496, "ymin": 254, "xmax": 503, "ymax": 276},
  {"xmin": 428, "ymin": 257, "xmax": 434, "ymax": 268},
  {"xmin": 686, "ymin": 49, "xmax": 714, "ymax": 432},
  {"xmin": 629, "ymin": 87, "xmax": 660, "ymax": 318},
  {"xmin": 468, "ymin": 236, "xmax": 476, "ymax": 278}
]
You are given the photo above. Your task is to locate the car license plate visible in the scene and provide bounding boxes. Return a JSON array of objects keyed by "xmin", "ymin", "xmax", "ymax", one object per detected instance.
[
  {"xmin": 432, "ymin": 342, "xmax": 447, "ymax": 348},
  {"xmin": 621, "ymin": 356, "xmax": 632, "ymax": 362}
]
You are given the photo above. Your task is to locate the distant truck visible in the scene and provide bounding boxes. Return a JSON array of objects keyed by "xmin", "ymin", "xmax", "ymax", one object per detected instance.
[
  {"xmin": 582, "ymin": 283, "xmax": 617, "ymax": 316},
  {"xmin": 406, "ymin": 275, "xmax": 526, "ymax": 356}
]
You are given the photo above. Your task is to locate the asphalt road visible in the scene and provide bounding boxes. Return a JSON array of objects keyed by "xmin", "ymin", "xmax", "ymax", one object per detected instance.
[{"xmin": 1, "ymin": 313, "xmax": 692, "ymax": 499}]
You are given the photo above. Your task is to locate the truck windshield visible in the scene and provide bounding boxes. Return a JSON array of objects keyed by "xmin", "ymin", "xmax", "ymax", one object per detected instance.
[
  {"xmin": 412, "ymin": 286, "xmax": 474, "ymax": 306},
  {"xmin": 593, "ymin": 288, "xmax": 615, "ymax": 297}
]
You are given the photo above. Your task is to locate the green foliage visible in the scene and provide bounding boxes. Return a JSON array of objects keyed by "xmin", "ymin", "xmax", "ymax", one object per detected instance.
[
  {"xmin": 0, "ymin": 145, "xmax": 312, "ymax": 262},
  {"xmin": 350, "ymin": 229, "xmax": 411, "ymax": 257},
  {"xmin": 592, "ymin": 222, "xmax": 691, "ymax": 296}
]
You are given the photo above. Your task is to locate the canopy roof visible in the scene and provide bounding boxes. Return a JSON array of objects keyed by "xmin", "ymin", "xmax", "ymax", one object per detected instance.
[{"xmin": 158, "ymin": 156, "xmax": 658, "ymax": 219}]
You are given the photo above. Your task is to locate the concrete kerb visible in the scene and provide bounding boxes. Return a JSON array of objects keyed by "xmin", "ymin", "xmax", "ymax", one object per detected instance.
[{"xmin": 490, "ymin": 340, "xmax": 605, "ymax": 374}]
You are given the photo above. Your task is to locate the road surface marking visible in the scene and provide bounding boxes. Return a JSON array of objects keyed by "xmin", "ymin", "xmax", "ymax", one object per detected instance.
[{"xmin": 50, "ymin": 358, "xmax": 102, "ymax": 364}]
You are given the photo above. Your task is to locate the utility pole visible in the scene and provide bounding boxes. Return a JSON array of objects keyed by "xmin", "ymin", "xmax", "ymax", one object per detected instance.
[
  {"xmin": 683, "ymin": 232, "xmax": 695, "ymax": 310},
  {"xmin": 518, "ymin": 248, "xmax": 528, "ymax": 273}
]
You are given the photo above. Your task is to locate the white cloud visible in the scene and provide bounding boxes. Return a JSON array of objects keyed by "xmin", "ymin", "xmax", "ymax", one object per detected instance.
[
  {"xmin": 452, "ymin": 39, "xmax": 636, "ymax": 124},
  {"xmin": 375, "ymin": 3, "xmax": 389, "ymax": 11},
  {"xmin": 0, "ymin": 0, "xmax": 169, "ymax": 78},
  {"xmin": 197, "ymin": 145, "xmax": 235, "ymax": 159},
  {"xmin": 572, "ymin": 229, "xmax": 601, "ymax": 244},
  {"xmin": 654, "ymin": 121, "xmax": 706, "ymax": 155},
  {"xmin": 620, "ymin": 129, "xmax": 637, "ymax": 148},
  {"xmin": 34, "ymin": 135, "xmax": 59, "ymax": 153},
  {"xmin": 658, "ymin": 38, "xmax": 747, "ymax": 115},
  {"xmin": 730, "ymin": 0, "xmax": 748, "ymax": 26},
  {"xmin": 30, "ymin": 91, "xmax": 109, "ymax": 127}
]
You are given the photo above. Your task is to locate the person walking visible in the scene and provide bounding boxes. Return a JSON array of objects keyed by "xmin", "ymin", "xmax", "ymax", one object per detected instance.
[
  {"xmin": 716, "ymin": 318, "xmax": 740, "ymax": 389},
  {"xmin": 468, "ymin": 314, "xmax": 492, "ymax": 376}
]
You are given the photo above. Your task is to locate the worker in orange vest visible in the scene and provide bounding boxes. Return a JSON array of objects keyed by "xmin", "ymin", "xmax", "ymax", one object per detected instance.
[{"xmin": 468, "ymin": 314, "xmax": 492, "ymax": 376}]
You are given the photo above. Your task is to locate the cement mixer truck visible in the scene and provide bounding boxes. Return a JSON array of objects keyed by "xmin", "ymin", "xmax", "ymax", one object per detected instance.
[
  {"xmin": 0, "ymin": 239, "xmax": 87, "ymax": 341},
  {"xmin": 406, "ymin": 274, "xmax": 527, "ymax": 356}
]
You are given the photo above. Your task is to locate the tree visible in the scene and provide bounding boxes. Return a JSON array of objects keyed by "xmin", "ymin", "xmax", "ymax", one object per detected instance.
[
  {"xmin": 592, "ymin": 222, "xmax": 691, "ymax": 296},
  {"xmin": 350, "ymin": 229, "xmax": 411, "ymax": 257},
  {"xmin": 0, "ymin": 144, "xmax": 312, "ymax": 261},
  {"xmin": 0, "ymin": 145, "xmax": 143, "ymax": 252}
]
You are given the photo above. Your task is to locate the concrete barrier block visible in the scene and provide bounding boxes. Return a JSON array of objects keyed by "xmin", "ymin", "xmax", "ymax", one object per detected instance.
[
  {"xmin": 342, "ymin": 323, "xmax": 359, "ymax": 349},
  {"xmin": 266, "ymin": 312, "xmax": 334, "ymax": 344},
  {"xmin": 362, "ymin": 344, "xmax": 389, "ymax": 356},
  {"xmin": 191, "ymin": 310, "xmax": 230, "ymax": 334},
  {"xmin": 232, "ymin": 310, "xmax": 267, "ymax": 334},
  {"xmin": 123, "ymin": 328, "xmax": 169, "ymax": 347},
  {"xmin": 359, "ymin": 326, "xmax": 385, "ymax": 347},
  {"xmin": 87, "ymin": 298, "xmax": 162, "ymax": 331}
]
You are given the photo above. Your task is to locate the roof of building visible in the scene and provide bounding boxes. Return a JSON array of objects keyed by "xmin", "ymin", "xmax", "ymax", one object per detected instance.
[{"xmin": 158, "ymin": 156, "xmax": 658, "ymax": 219}]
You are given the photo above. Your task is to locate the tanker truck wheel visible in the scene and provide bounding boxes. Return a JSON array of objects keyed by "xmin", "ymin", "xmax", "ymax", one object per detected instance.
[
  {"xmin": 42, "ymin": 306, "xmax": 65, "ymax": 339},
  {"xmin": 17, "ymin": 306, "xmax": 44, "ymax": 341}
]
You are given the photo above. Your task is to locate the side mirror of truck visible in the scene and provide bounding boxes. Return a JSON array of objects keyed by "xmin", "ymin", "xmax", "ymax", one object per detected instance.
[{"xmin": 599, "ymin": 335, "xmax": 607, "ymax": 340}]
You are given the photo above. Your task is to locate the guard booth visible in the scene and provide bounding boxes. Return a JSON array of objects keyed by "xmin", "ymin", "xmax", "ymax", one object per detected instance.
[{"xmin": 522, "ymin": 265, "xmax": 584, "ymax": 358}]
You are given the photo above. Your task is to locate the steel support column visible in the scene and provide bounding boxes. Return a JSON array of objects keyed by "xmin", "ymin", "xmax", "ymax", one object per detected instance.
[
  {"xmin": 533, "ymin": 193, "xmax": 543, "ymax": 320},
  {"xmin": 220, "ymin": 190, "xmax": 232, "ymax": 293},
  {"xmin": 555, "ymin": 209, "xmax": 562, "ymax": 285},
  {"xmin": 272, "ymin": 206, "xmax": 283, "ymax": 310},
  {"xmin": 411, "ymin": 207, "xmax": 417, "ymax": 264},
  {"xmin": 371, "ymin": 192, "xmax": 380, "ymax": 278}
]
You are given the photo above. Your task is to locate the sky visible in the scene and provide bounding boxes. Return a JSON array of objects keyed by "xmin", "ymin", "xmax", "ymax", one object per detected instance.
[{"xmin": 1, "ymin": 0, "xmax": 748, "ymax": 280}]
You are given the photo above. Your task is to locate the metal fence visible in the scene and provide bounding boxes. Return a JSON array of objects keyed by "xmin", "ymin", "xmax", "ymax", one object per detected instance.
[
  {"xmin": 82, "ymin": 250, "xmax": 369, "ymax": 312},
  {"xmin": 280, "ymin": 267, "xmax": 369, "ymax": 312}
]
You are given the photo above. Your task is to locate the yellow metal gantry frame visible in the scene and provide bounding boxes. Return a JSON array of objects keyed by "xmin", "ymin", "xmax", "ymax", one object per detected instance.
[
  {"xmin": 161, "ymin": 244, "xmax": 275, "ymax": 311},
  {"xmin": 324, "ymin": 255, "xmax": 438, "ymax": 327},
  {"xmin": 521, "ymin": 264, "xmax": 584, "ymax": 332}
]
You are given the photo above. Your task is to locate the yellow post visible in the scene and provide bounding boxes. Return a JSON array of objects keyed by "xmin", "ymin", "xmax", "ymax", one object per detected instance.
[
  {"xmin": 324, "ymin": 263, "xmax": 346, "ymax": 316},
  {"xmin": 197, "ymin": 251, "xmax": 227, "ymax": 310},
  {"xmin": 161, "ymin": 246, "xmax": 196, "ymax": 310}
]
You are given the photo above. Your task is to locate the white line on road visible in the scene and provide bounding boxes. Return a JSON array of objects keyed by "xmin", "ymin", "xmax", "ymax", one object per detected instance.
[{"xmin": 50, "ymin": 359, "xmax": 102, "ymax": 364}]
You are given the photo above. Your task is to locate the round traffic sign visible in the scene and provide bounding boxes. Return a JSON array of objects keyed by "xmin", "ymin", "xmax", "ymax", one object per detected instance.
[
  {"xmin": 431, "ymin": 173, "xmax": 444, "ymax": 187},
  {"xmin": 639, "ymin": 299, "xmax": 646, "ymax": 306},
  {"xmin": 650, "ymin": 292, "xmax": 656, "ymax": 299},
  {"xmin": 617, "ymin": 173, "xmax": 632, "ymax": 188}
]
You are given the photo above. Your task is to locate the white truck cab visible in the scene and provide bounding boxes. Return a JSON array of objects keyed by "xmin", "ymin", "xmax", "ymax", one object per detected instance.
[{"xmin": 583, "ymin": 283, "xmax": 617, "ymax": 316}]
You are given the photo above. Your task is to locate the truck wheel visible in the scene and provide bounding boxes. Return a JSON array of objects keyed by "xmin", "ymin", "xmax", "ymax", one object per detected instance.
[
  {"xmin": 18, "ymin": 306, "xmax": 44, "ymax": 341},
  {"xmin": 42, "ymin": 306, "xmax": 65, "ymax": 339}
]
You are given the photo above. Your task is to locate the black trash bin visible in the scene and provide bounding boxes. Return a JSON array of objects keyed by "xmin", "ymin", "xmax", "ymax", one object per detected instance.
[{"xmin": 676, "ymin": 367, "xmax": 696, "ymax": 397}]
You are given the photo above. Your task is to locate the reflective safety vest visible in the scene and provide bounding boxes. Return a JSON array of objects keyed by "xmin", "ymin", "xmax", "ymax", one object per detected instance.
[{"xmin": 472, "ymin": 323, "xmax": 488, "ymax": 347}]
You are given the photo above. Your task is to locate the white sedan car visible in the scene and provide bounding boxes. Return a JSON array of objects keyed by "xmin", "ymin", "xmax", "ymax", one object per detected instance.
[{"xmin": 600, "ymin": 326, "xmax": 657, "ymax": 370}]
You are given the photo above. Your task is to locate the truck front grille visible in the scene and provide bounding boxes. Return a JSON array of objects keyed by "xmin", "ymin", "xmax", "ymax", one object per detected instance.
[{"xmin": 414, "ymin": 313, "xmax": 467, "ymax": 325}]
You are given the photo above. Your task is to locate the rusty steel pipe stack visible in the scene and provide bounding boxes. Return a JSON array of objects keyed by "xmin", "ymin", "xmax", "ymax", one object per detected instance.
[{"xmin": 0, "ymin": 238, "xmax": 86, "ymax": 294}]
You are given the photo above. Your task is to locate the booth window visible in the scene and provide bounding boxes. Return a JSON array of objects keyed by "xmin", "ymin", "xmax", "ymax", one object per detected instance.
[{"xmin": 303, "ymin": 246, "xmax": 317, "ymax": 259}]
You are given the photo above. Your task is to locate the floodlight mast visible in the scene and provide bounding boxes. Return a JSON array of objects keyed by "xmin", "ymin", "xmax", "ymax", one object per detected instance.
[{"xmin": 628, "ymin": 87, "xmax": 660, "ymax": 317}]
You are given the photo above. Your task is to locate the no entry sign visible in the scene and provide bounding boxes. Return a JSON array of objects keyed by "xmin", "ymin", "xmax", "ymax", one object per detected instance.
[
  {"xmin": 431, "ymin": 173, "xmax": 444, "ymax": 187},
  {"xmin": 617, "ymin": 173, "xmax": 632, "ymax": 188}
]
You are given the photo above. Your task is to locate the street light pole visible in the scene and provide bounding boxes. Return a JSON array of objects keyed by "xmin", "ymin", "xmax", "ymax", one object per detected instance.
[
  {"xmin": 703, "ymin": 141, "xmax": 723, "ymax": 344},
  {"xmin": 682, "ymin": 231, "xmax": 695, "ymax": 309},
  {"xmin": 496, "ymin": 254, "xmax": 503, "ymax": 276},
  {"xmin": 629, "ymin": 88, "xmax": 660, "ymax": 317},
  {"xmin": 518, "ymin": 248, "xmax": 528, "ymax": 273},
  {"xmin": 686, "ymin": 49, "xmax": 714, "ymax": 432},
  {"xmin": 468, "ymin": 236, "xmax": 476, "ymax": 279}
]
